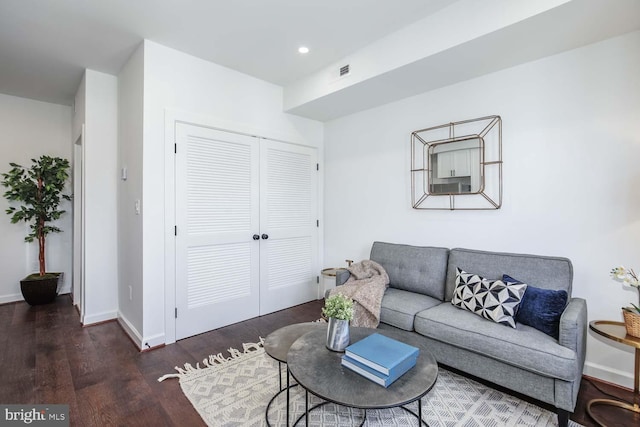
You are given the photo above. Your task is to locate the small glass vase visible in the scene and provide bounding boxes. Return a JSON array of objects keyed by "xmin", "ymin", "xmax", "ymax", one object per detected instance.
[{"xmin": 326, "ymin": 317, "xmax": 350, "ymax": 352}]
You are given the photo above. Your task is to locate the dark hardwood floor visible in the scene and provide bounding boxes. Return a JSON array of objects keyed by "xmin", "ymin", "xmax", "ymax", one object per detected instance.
[{"xmin": 0, "ymin": 295, "xmax": 637, "ymax": 426}]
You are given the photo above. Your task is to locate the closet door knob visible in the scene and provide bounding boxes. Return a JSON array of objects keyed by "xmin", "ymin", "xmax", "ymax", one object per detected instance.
[
  {"xmin": 252, "ymin": 234, "xmax": 260, "ymax": 240},
  {"xmin": 261, "ymin": 234, "xmax": 269, "ymax": 240}
]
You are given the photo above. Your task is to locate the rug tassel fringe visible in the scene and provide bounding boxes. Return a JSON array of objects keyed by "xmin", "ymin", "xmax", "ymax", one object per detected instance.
[{"xmin": 158, "ymin": 338, "xmax": 265, "ymax": 382}]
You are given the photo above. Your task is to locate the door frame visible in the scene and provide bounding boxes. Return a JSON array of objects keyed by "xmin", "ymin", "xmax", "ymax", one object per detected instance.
[
  {"xmin": 163, "ymin": 110, "xmax": 324, "ymax": 344},
  {"xmin": 72, "ymin": 124, "xmax": 86, "ymax": 322}
]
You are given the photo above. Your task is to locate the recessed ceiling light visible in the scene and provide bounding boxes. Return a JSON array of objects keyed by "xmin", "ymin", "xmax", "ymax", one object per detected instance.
[{"xmin": 298, "ymin": 46, "xmax": 309, "ymax": 54}]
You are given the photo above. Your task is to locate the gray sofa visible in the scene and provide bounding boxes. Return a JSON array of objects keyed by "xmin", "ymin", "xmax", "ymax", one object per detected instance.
[{"xmin": 336, "ymin": 241, "xmax": 587, "ymax": 427}]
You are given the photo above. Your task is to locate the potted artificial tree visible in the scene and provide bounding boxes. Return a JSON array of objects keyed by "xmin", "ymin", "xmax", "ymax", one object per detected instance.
[
  {"xmin": 1, "ymin": 155, "xmax": 71, "ymax": 305},
  {"xmin": 322, "ymin": 293, "xmax": 354, "ymax": 351}
]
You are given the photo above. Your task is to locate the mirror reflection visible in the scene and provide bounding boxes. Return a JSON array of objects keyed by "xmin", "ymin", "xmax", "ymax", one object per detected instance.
[{"xmin": 429, "ymin": 138, "xmax": 482, "ymax": 194}]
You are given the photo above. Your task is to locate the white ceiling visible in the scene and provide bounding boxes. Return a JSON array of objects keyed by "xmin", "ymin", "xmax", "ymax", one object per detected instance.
[
  {"xmin": 285, "ymin": 0, "xmax": 640, "ymax": 121},
  {"xmin": 0, "ymin": 0, "xmax": 456, "ymax": 106}
]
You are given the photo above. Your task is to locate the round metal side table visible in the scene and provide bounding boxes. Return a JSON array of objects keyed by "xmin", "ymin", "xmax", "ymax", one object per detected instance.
[
  {"xmin": 263, "ymin": 322, "xmax": 326, "ymax": 426},
  {"xmin": 588, "ymin": 320, "xmax": 640, "ymax": 426},
  {"xmin": 320, "ymin": 267, "xmax": 347, "ymax": 297},
  {"xmin": 320, "ymin": 267, "xmax": 346, "ymax": 277}
]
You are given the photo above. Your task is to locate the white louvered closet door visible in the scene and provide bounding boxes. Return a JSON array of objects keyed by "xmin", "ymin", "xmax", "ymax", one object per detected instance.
[
  {"xmin": 259, "ymin": 139, "xmax": 318, "ymax": 315},
  {"xmin": 175, "ymin": 124, "xmax": 260, "ymax": 340}
]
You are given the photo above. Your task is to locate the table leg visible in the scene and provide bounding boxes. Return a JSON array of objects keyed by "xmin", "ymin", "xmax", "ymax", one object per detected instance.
[
  {"xmin": 286, "ymin": 368, "xmax": 290, "ymax": 427},
  {"xmin": 635, "ymin": 348, "xmax": 640, "ymax": 411},
  {"xmin": 587, "ymin": 346, "xmax": 640, "ymax": 426},
  {"xmin": 266, "ymin": 361, "xmax": 299, "ymax": 427},
  {"xmin": 419, "ymin": 399, "xmax": 422, "ymax": 425},
  {"xmin": 587, "ymin": 398, "xmax": 640, "ymax": 427},
  {"xmin": 635, "ymin": 348, "xmax": 639, "ymax": 396},
  {"xmin": 305, "ymin": 390, "xmax": 309, "ymax": 426}
]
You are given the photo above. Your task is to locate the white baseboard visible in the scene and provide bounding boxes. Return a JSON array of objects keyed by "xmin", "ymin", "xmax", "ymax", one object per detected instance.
[
  {"xmin": 583, "ymin": 361, "xmax": 634, "ymax": 389},
  {"xmin": 117, "ymin": 313, "xmax": 144, "ymax": 350},
  {"xmin": 0, "ymin": 293, "xmax": 23, "ymax": 305},
  {"xmin": 141, "ymin": 333, "xmax": 166, "ymax": 350},
  {"xmin": 83, "ymin": 309, "xmax": 117, "ymax": 325}
]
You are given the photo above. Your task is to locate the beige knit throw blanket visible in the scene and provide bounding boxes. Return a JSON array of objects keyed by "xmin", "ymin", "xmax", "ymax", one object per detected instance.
[{"xmin": 329, "ymin": 260, "xmax": 389, "ymax": 328}]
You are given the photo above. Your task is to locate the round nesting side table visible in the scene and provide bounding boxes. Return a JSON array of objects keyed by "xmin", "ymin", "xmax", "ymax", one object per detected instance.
[
  {"xmin": 588, "ymin": 320, "xmax": 640, "ymax": 426},
  {"xmin": 263, "ymin": 322, "xmax": 326, "ymax": 426}
]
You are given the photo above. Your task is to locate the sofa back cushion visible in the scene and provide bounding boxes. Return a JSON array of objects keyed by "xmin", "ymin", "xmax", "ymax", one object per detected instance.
[
  {"xmin": 370, "ymin": 241, "xmax": 449, "ymax": 300},
  {"xmin": 445, "ymin": 248, "xmax": 573, "ymax": 302}
]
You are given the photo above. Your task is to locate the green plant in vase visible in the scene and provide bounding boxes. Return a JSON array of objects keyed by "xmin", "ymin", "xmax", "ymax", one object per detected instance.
[{"xmin": 323, "ymin": 293, "xmax": 354, "ymax": 352}]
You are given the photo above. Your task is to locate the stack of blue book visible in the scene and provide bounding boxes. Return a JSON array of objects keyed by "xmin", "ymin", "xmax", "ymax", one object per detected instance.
[{"xmin": 341, "ymin": 333, "xmax": 419, "ymax": 388}]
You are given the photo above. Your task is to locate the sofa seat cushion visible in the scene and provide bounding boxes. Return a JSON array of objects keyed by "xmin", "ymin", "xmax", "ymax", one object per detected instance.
[
  {"xmin": 380, "ymin": 288, "xmax": 442, "ymax": 331},
  {"xmin": 414, "ymin": 303, "xmax": 578, "ymax": 381}
]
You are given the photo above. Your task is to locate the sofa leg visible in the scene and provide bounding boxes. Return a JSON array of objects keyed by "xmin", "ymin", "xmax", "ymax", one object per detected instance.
[{"xmin": 557, "ymin": 409, "xmax": 569, "ymax": 427}]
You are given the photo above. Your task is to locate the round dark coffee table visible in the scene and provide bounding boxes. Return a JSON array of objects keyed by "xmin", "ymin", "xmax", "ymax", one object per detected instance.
[
  {"xmin": 263, "ymin": 322, "xmax": 326, "ymax": 426},
  {"xmin": 287, "ymin": 327, "xmax": 438, "ymax": 426}
]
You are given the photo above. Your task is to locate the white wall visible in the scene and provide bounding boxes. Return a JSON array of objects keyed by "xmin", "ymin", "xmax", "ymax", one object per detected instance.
[
  {"xmin": 139, "ymin": 40, "xmax": 324, "ymax": 347},
  {"xmin": 73, "ymin": 70, "xmax": 119, "ymax": 324},
  {"xmin": 0, "ymin": 94, "xmax": 72, "ymax": 303},
  {"xmin": 324, "ymin": 31, "xmax": 640, "ymax": 388},
  {"xmin": 117, "ymin": 44, "xmax": 145, "ymax": 343},
  {"xmin": 81, "ymin": 70, "xmax": 119, "ymax": 324}
]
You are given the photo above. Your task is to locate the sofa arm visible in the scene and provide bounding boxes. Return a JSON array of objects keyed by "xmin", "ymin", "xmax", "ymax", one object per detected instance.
[
  {"xmin": 336, "ymin": 269, "xmax": 350, "ymax": 286},
  {"xmin": 559, "ymin": 297, "xmax": 588, "ymax": 365},
  {"xmin": 323, "ymin": 269, "xmax": 351, "ymax": 299}
]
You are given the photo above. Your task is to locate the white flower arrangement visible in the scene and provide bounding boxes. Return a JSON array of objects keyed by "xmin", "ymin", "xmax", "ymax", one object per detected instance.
[{"xmin": 611, "ymin": 266, "xmax": 640, "ymax": 314}]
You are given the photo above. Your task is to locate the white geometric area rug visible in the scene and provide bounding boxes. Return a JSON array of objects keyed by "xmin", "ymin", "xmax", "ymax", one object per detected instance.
[{"xmin": 158, "ymin": 342, "xmax": 583, "ymax": 427}]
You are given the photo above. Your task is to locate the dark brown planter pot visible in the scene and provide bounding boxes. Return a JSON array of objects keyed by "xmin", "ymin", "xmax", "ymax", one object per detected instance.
[{"xmin": 20, "ymin": 272, "xmax": 62, "ymax": 306}]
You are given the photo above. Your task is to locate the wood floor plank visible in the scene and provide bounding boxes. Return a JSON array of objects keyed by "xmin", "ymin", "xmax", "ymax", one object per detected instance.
[
  {"xmin": 1, "ymin": 307, "xmax": 36, "ymax": 403},
  {"xmin": 0, "ymin": 295, "xmax": 637, "ymax": 426},
  {"xmin": 117, "ymin": 403, "xmax": 176, "ymax": 427},
  {"xmin": 64, "ymin": 321, "xmax": 111, "ymax": 392}
]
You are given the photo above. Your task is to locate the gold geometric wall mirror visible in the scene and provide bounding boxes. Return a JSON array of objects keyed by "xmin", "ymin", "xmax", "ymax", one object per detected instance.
[{"xmin": 411, "ymin": 115, "xmax": 502, "ymax": 210}]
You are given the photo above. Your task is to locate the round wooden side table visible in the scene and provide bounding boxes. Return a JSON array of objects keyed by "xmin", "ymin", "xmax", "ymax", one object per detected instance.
[
  {"xmin": 588, "ymin": 320, "xmax": 640, "ymax": 426},
  {"xmin": 320, "ymin": 267, "xmax": 347, "ymax": 297},
  {"xmin": 320, "ymin": 267, "xmax": 346, "ymax": 277},
  {"xmin": 320, "ymin": 260, "xmax": 352, "ymax": 279}
]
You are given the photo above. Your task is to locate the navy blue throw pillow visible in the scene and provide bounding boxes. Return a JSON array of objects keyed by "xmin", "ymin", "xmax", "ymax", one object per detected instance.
[{"xmin": 503, "ymin": 274, "xmax": 568, "ymax": 339}]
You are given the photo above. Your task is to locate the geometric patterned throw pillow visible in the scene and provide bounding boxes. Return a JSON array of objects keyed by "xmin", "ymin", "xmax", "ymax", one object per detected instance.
[{"xmin": 451, "ymin": 268, "xmax": 528, "ymax": 328}]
